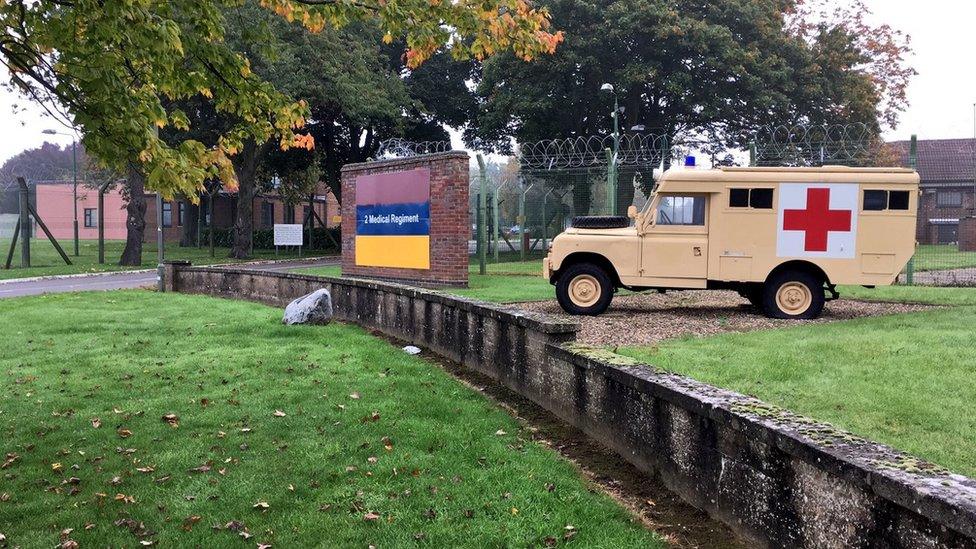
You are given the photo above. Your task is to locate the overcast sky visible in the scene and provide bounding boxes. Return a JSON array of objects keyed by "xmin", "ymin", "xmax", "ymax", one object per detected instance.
[{"xmin": 1, "ymin": 0, "xmax": 973, "ymax": 164}]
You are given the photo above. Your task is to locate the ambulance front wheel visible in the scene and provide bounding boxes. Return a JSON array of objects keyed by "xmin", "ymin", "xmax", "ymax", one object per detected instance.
[
  {"xmin": 762, "ymin": 270, "xmax": 825, "ymax": 320},
  {"xmin": 556, "ymin": 263, "xmax": 614, "ymax": 316}
]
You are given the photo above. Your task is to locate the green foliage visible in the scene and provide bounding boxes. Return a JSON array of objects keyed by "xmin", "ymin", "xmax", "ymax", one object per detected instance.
[
  {"xmin": 0, "ymin": 291, "xmax": 660, "ymax": 547},
  {"xmin": 202, "ymin": 226, "xmax": 340, "ymax": 250},
  {"xmin": 468, "ymin": 0, "xmax": 913, "ymax": 150},
  {"xmin": 1, "ymin": 0, "xmax": 562, "ymax": 198}
]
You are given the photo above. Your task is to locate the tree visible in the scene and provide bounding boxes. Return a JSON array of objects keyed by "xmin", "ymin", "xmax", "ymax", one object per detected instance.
[
  {"xmin": 3, "ymin": 0, "xmax": 563, "ymax": 260},
  {"xmin": 468, "ymin": 0, "xmax": 912, "ymax": 149},
  {"xmin": 0, "ymin": 142, "xmax": 88, "ymax": 184}
]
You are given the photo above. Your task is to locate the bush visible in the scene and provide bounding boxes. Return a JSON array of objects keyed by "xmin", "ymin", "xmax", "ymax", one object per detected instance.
[{"xmin": 200, "ymin": 226, "xmax": 341, "ymax": 252}]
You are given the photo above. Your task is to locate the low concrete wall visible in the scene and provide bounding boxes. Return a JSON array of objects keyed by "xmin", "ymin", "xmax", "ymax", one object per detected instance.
[{"xmin": 166, "ymin": 263, "xmax": 976, "ymax": 548}]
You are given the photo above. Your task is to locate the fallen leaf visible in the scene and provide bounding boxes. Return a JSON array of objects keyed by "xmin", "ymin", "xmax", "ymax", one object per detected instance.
[
  {"xmin": 136, "ymin": 466, "xmax": 155, "ymax": 474},
  {"xmin": 91, "ymin": 418, "xmax": 102, "ymax": 429},
  {"xmin": 273, "ymin": 410, "xmax": 286, "ymax": 417},
  {"xmin": 51, "ymin": 462, "xmax": 63, "ymax": 473},
  {"xmin": 117, "ymin": 428, "xmax": 133, "ymax": 438},
  {"xmin": 495, "ymin": 429, "xmax": 507, "ymax": 436},
  {"xmin": 182, "ymin": 515, "xmax": 202, "ymax": 531},
  {"xmin": 60, "ymin": 541, "xmax": 78, "ymax": 549},
  {"xmin": 161, "ymin": 414, "xmax": 179, "ymax": 427},
  {"xmin": 114, "ymin": 493, "xmax": 136, "ymax": 504},
  {"xmin": 511, "ymin": 507, "xmax": 519, "ymax": 515},
  {"xmin": 1, "ymin": 453, "xmax": 18, "ymax": 469},
  {"xmin": 253, "ymin": 501, "xmax": 270, "ymax": 511},
  {"xmin": 363, "ymin": 511, "xmax": 380, "ymax": 521},
  {"xmin": 257, "ymin": 544, "xmax": 272, "ymax": 549},
  {"xmin": 224, "ymin": 521, "xmax": 245, "ymax": 531},
  {"xmin": 0, "ymin": 493, "xmax": 9, "ymax": 502},
  {"xmin": 189, "ymin": 462, "xmax": 212, "ymax": 474},
  {"xmin": 349, "ymin": 392, "xmax": 361, "ymax": 400}
]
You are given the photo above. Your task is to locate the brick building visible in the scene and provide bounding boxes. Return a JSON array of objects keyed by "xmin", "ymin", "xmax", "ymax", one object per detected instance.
[
  {"xmin": 32, "ymin": 181, "xmax": 340, "ymax": 244},
  {"xmin": 891, "ymin": 138, "xmax": 976, "ymax": 245}
]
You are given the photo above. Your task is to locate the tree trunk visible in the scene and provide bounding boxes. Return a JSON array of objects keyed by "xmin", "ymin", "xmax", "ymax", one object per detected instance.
[
  {"xmin": 119, "ymin": 165, "xmax": 146, "ymax": 266},
  {"xmin": 230, "ymin": 140, "xmax": 265, "ymax": 259},
  {"xmin": 179, "ymin": 197, "xmax": 200, "ymax": 247}
]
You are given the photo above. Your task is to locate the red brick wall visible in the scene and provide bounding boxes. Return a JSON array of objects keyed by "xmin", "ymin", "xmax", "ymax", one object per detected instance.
[
  {"xmin": 960, "ymin": 217, "xmax": 976, "ymax": 251},
  {"xmin": 341, "ymin": 152, "xmax": 469, "ymax": 287}
]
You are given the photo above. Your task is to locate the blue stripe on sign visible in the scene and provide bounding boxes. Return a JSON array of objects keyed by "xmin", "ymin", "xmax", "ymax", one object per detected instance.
[{"xmin": 356, "ymin": 202, "xmax": 430, "ymax": 236}]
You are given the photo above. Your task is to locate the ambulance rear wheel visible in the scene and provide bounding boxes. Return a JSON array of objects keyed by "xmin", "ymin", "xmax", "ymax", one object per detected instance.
[
  {"xmin": 762, "ymin": 271, "xmax": 824, "ymax": 320},
  {"xmin": 556, "ymin": 263, "xmax": 613, "ymax": 316}
]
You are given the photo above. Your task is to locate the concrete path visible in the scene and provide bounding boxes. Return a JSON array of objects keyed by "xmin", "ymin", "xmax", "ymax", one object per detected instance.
[{"xmin": 0, "ymin": 256, "xmax": 339, "ymax": 299}]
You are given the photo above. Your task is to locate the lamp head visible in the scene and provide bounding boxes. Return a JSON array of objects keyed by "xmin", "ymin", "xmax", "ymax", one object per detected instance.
[{"xmin": 600, "ymin": 83, "xmax": 614, "ymax": 93}]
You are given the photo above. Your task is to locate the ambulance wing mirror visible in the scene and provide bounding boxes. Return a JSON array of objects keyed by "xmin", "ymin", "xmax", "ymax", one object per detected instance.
[{"xmin": 627, "ymin": 205, "xmax": 637, "ymax": 219}]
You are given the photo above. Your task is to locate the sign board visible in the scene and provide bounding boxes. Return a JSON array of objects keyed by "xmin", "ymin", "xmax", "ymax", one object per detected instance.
[
  {"xmin": 274, "ymin": 224, "xmax": 304, "ymax": 246},
  {"xmin": 354, "ymin": 168, "xmax": 431, "ymax": 270}
]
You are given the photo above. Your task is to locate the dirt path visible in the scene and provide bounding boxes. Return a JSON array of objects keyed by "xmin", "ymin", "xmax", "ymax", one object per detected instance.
[{"xmin": 515, "ymin": 290, "xmax": 932, "ymax": 347}]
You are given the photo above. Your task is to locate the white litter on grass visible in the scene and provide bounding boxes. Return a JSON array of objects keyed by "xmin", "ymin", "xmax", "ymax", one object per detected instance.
[{"xmin": 403, "ymin": 345, "xmax": 422, "ymax": 355}]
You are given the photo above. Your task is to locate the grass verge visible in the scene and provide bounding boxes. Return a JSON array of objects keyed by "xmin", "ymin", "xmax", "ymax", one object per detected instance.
[
  {"xmin": 0, "ymin": 238, "xmax": 333, "ymax": 281},
  {"xmin": 617, "ymin": 291, "xmax": 976, "ymax": 477},
  {"xmin": 0, "ymin": 291, "xmax": 661, "ymax": 548}
]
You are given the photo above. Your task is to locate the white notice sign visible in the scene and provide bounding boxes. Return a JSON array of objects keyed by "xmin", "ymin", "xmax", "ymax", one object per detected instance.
[{"xmin": 274, "ymin": 224, "xmax": 304, "ymax": 246}]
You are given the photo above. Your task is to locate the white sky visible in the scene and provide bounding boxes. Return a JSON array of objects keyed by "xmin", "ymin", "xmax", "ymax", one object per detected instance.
[{"xmin": 1, "ymin": 0, "xmax": 974, "ymax": 164}]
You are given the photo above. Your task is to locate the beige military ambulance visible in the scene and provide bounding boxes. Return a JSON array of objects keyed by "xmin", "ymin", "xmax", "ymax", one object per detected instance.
[{"xmin": 543, "ymin": 166, "xmax": 919, "ymax": 319}]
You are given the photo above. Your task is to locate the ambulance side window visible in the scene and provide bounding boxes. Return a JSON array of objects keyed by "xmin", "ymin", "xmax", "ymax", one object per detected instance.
[
  {"xmin": 728, "ymin": 188, "xmax": 773, "ymax": 209},
  {"xmin": 864, "ymin": 190, "xmax": 909, "ymax": 211},
  {"xmin": 864, "ymin": 190, "xmax": 887, "ymax": 210}
]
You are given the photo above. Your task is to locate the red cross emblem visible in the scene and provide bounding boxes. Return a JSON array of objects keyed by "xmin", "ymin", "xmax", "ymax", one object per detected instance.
[{"xmin": 782, "ymin": 188, "xmax": 852, "ymax": 252}]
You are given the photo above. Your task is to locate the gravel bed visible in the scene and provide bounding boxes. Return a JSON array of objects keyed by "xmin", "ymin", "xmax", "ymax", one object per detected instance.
[{"xmin": 514, "ymin": 291, "xmax": 933, "ymax": 347}]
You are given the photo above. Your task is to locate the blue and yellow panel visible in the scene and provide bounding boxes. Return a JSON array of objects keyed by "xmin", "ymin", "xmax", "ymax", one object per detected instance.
[{"xmin": 354, "ymin": 168, "xmax": 431, "ymax": 270}]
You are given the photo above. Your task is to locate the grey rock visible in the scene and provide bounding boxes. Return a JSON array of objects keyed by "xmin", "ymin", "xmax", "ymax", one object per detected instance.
[{"xmin": 282, "ymin": 289, "xmax": 333, "ymax": 325}]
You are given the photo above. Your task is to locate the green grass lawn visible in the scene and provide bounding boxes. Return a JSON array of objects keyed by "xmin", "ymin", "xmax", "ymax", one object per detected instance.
[
  {"xmin": 0, "ymin": 291, "xmax": 661, "ymax": 548},
  {"xmin": 912, "ymin": 244, "xmax": 976, "ymax": 272},
  {"xmin": 299, "ymin": 257, "xmax": 556, "ymax": 304},
  {"xmin": 0, "ymin": 238, "xmax": 333, "ymax": 281},
  {"xmin": 617, "ymin": 286, "xmax": 976, "ymax": 477}
]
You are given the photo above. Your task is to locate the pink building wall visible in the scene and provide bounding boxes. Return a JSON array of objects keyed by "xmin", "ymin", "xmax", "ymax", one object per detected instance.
[{"xmin": 34, "ymin": 183, "xmax": 128, "ymax": 240}]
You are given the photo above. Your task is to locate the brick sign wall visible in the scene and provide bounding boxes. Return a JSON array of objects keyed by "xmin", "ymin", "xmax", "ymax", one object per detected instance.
[{"xmin": 341, "ymin": 152, "xmax": 469, "ymax": 287}]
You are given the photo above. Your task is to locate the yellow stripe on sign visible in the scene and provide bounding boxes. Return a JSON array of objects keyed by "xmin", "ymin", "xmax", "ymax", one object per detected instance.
[{"xmin": 355, "ymin": 235, "xmax": 430, "ymax": 270}]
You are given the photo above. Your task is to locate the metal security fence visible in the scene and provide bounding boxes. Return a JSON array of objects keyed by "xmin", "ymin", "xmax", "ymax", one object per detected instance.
[
  {"xmin": 389, "ymin": 129, "xmax": 976, "ymax": 287},
  {"xmin": 467, "ymin": 134, "xmax": 668, "ymax": 266}
]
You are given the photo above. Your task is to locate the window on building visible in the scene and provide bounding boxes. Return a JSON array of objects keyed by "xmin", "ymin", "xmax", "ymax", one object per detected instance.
[
  {"xmin": 84, "ymin": 208, "xmax": 97, "ymax": 228},
  {"xmin": 864, "ymin": 190, "xmax": 910, "ymax": 211},
  {"xmin": 728, "ymin": 188, "xmax": 773, "ymax": 209},
  {"xmin": 162, "ymin": 202, "xmax": 173, "ymax": 227},
  {"xmin": 178, "ymin": 202, "xmax": 186, "ymax": 226},
  {"xmin": 261, "ymin": 201, "xmax": 275, "ymax": 227},
  {"xmin": 657, "ymin": 196, "xmax": 706, "ymax": 225},
  {"xmin": 937, "ymin": 191, "xmax": 963, "ymax": 207},
  {"xmin": 284, "ymin": 205, "xmax": 295, "ymax": 224}
]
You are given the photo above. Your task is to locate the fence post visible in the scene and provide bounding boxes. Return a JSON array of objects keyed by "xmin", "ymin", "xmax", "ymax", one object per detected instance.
[
  {"xmin": 156, "ymin": 193, "xmax": 165, "ymax": 292},
  {"xmin": 605, "ymin": 147, "xmax": 617, "ymax": 215},
  {"xmin": 905, "ymin": 134, "xmax": 918, "ymax": 285},
  {"xmin": 97, "ymin": 182, "xmax": 109, "ymax": 264},
  {"xmin": 18, "ymin": 177, "xmax": 30, "ymax": 268},
  {"xmin": 492, "ymin": 185, "xmax": 501, "ymax": 263},
  {"xmin": 476, "ymin": 153, "xmax": 487, "ymax": 275}
]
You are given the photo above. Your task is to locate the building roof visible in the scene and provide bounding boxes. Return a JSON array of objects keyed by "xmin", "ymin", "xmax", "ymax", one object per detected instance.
[{"xmin": 889, "ymin": 138, "xmax": 976, "ymax": 185}]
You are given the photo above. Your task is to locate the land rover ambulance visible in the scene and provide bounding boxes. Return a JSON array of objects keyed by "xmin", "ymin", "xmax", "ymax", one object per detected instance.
[{"xmin": 542, "ymin": 166, "xmax": 919, "ymax": 319}]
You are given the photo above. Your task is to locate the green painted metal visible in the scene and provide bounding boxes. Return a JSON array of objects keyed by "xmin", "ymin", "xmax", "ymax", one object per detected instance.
[{"xmin": 476, "ymin": 153, "xmax": 488, "ymax": 275}]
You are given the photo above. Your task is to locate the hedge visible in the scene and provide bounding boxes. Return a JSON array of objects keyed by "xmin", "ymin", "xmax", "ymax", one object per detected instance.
[{"xmin": 200, "ymin": 226, "xmax": 341, "ymax": 251}]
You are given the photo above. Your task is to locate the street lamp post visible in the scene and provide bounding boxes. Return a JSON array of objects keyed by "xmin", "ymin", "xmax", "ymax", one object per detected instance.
[
  {"xmin": 42, "ymin": 129, "xmax": 79, "ymax": 256},
  {"xmin": 600, "ymin": 84, "xmax": 620, "ymax": 215}
]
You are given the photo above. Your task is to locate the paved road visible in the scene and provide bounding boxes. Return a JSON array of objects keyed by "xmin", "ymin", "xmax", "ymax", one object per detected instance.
[{"xmin": 0, "ymin": 256, "xmax": 339, "ymax": 299}]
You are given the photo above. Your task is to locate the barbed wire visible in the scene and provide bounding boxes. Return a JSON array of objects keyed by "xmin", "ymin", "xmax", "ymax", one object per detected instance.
[
  {"xmin": 516, "ymin": 133, "xmax": 670, "ymax": 171},
  {"xmin": 753, "ymin": 123, "xmax": 876, "ymax": 166},
  {"xmin": 374, "ymin": 138, "xmax": 454, "ymax": 159}
]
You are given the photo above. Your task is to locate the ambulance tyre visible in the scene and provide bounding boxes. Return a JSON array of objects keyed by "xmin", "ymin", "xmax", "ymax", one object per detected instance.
[
  {"xmin": 762, "ymin": 270, "xmax": 825, "ymax": 320},
  {"xmin": 556, "ymin": 263, "xmax": 614, "ymax": 316}
]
